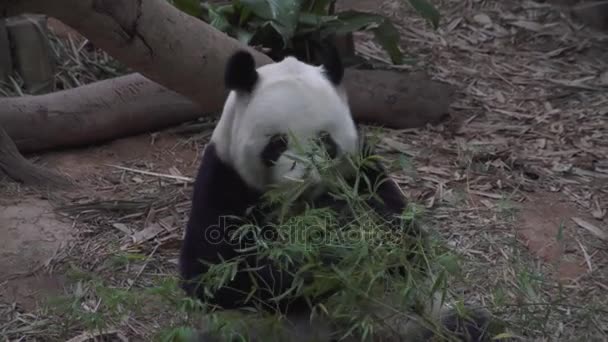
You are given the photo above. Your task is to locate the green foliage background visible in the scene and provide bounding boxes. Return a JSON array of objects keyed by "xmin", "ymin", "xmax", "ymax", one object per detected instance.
[{"xmin": 168, "ymin": 0, "xmax": 441, "ymax": 64}]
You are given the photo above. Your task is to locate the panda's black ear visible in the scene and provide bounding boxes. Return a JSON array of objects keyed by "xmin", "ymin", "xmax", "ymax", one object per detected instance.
[
  {"xmin": 225, "ymin": 50, "xmax": 259, "ymax": 93},
  {"xmin": 319, "ymin": 43, "xmax": 344, "ymax": 86}
]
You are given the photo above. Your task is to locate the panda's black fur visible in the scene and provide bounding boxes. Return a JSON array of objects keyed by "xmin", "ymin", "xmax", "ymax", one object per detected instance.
[
  {"xmin": 179, "ymin": 44, "xmax": 501, "ymax": 341},
  {"xmin": 225, "ymin": 51, "xmax": 259, "ymax": 93}
]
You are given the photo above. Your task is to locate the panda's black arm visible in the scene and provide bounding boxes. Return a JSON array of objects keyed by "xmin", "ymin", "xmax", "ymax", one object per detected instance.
[
  {"xmin": 179, "ymin": 143, "xmax": 260, "ymax": 308},
  {"xmin": 355, "ymin": 137, "xmax": 423, "ymax": 236},
  {"xmin": 179, "ymin": 143, "xmax": 313, "ymax": 311},
  {"xmin": 357, "ymin": 158, "xmax": 431, "ymax": 279},
  {"xmin": 362, "ymin": 159, "xmax": 426, "ymax": 238},
  {"xmin": 365, "ymin": 163, "xmax": 406, "ymax": 216}
]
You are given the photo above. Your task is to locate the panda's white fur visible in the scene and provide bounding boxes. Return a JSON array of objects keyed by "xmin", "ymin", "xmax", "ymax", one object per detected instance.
[{"xmin": 210, "ymin": 56, "xmax": 358, "ymax": 192}]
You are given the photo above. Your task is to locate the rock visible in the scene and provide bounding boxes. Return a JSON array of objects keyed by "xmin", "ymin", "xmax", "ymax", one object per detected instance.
[
  {"xmin": 0, "ymin": 20, "xmax": 12, "ymax": 83},
  {"xmin": 6, "ymin": 15, "xmax": 55, "ymax": 94}
]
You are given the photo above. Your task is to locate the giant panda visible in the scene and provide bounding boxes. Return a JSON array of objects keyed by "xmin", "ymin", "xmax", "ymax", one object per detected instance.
[{"xmin": 179, "ymin": 45, "xmax": 500, "ymax": 341}]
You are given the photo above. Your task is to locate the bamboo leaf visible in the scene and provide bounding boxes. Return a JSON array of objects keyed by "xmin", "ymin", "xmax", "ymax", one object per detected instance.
[
  {"xmin": 304, "ymin": 0, "xmax": 334, "ymax": 14},
  {"xmin": 320, "ymin": 11, "xmax": 403, "ymax": 64},
  {"xmin": 298, "ymin": 12, "xmax": 337, "ymax": 27},
  {"xmin": 206, "ymin": 5, "xmax": 231, "ymax": 32},
  {"xmin": 493, "ymin": 333, "xmax": 518, "ymax": 340},
  {"xmin": 236, "ymin": 28, "xmax": 256, "ymax": 45},
  {"xmin": 240, "ymin": 0, "xmax": 304, "ymax": 44},
  {"xmin": 172, "ymin": 0, "xmax": 202, "ymax": 17},
  {"xmin": 371, "ymin": 19, "xmax": 403, "ymax": 64},
  {"xmin": 406, "ymin": 0, "xmax": 440, "ymax": 29},
  {"xmin": 430, "ymin": 270, "xmax": 446, "ymax": 297},
  {"xmin": 321, "ymin": 10, "xmax": 385, "ymax": 37}
]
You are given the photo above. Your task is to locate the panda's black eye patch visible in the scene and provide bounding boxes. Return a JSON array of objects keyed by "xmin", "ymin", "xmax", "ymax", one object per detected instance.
[
  {"xmin": 261, "ymin": 134, "xmax": 288, "ymax": 167},
  {"xmin": 318, "ymin": 131, "xmax": 338, "ymax": 159}
]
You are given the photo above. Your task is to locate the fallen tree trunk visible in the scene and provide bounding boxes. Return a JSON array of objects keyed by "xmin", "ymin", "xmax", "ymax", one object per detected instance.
[
  {"xmin": 1, "ymin": 0, "xmax": 454, "ymax": 132},
  {"xmin": 0, "ymin": 73, "xmax": 201, "ymax": 153}
]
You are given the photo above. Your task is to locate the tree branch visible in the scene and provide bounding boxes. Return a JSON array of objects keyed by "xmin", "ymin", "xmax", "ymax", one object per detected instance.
[
  {"xmin": 0, "ymin": 73, "xmax": 200, "ymax": 153},
  {"xmin": 0, "ymin": 126, "xmax": 71, "ymax": 188},
  {"xmin": 34, "ymin": 0, "xmax": 273, "ymax": 108}
]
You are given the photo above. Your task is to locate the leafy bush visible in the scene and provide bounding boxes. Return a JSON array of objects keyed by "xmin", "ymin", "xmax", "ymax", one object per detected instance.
[{"xmin": 169, "ymin": 0, "xmax": 440, "ymax": 64}]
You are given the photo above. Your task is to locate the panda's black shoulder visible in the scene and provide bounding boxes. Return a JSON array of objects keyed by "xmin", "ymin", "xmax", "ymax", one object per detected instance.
[{"xmin": 189, "ymin": 143, "xmax": 262, "ymax": 214}]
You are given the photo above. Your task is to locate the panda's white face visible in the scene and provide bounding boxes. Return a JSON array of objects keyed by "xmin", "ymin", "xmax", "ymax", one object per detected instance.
[{"xmin": 211, "ymin": 51, "xmax": 358, "ymax": 194}]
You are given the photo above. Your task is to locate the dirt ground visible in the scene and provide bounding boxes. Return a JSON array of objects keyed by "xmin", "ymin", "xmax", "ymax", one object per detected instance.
[
  {"xmin": 1, "ymin": 0, "xmax": 607, "ymax": 341},
  {"xmin": 0, "ymin": 133, "xmax": 200, "ymax": 308}
]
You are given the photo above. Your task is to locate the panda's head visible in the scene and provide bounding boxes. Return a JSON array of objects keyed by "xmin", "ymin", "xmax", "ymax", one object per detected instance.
[{"xmin": 210, "ymin": 47, "xmax": 359, "ymax": 196}]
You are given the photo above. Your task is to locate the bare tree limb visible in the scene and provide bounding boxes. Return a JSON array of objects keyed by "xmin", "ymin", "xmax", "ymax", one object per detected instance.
[
  {"xmin": 0, "ymin": 73, "xmax": 201, "ymax": 153},
  {"xmin": 0, "ymin": 126, "xmax": 71, "ymax": 188}
]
